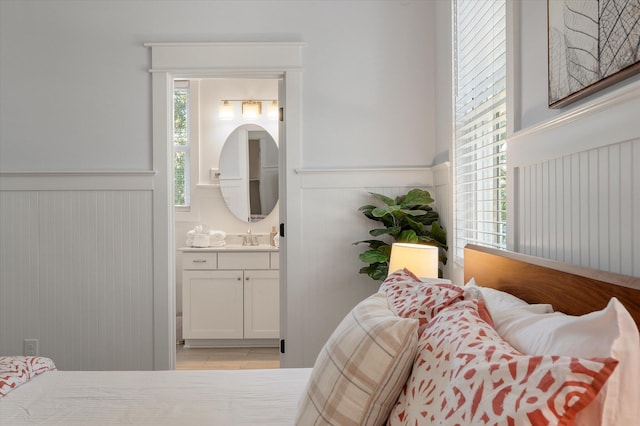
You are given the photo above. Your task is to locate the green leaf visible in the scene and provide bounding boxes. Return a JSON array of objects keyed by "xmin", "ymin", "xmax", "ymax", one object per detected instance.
[
  {"xmin": 396, "ymin": 230, "xmax": 419, "ymax": 243},
  {"xmin": 359, "ymin": 262, "xmax": 389, "ymax": 281},
  {"xmin": 416, "ymin": 235, "xmax": 438, "ymax": 245},
  {"xmin": 400, "ymin": 189, "xmax": 434, "ymax": 207},
  {"xmin": 401, "ymin": 209, "xmax": 428, "ymax": 217},
  {"xmin": 405, "ymin": 216, "xmax": 427, "ymax": 235},
  {"xmin": 371, "ymin": 205, "xmax": 401, "ymax": 217},
  {"xmin": 412, "ymin": 210, "xmax": 439, "ymax": 225},
  {"xmin": 430, "ymin": 222, "xmax": 447, "ymax": 245},
  {"xmin": 370, "ymin": 192, "xmax": 395, "ymax": 206},
  {"xmin": 358, "ymin": 205, "xmax": 376, "ymax": 214},
  {"xmin": 378, "ymin": 244, "xmax": 392, "ymax": 258},
  {"xmin": 369, "ymin": 265, "xmax": 389, "ymax": 281},
  {"xmin": 353, "ymin": 239, "xmax": 389, "ymax": 250},
  {"xmin": 360, "ymin": 263, "xmax": 389, "ymax": 281},
  {"xmin": 370, "ymin": 226, "xmax": 401, "ymax": 237},
  {"xmin": 359, "ymin": 250, "xmax": 389, "ymax": 264}
]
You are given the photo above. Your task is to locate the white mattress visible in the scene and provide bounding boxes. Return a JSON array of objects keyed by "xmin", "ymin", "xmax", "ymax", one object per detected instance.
[{"xmin": 0, "ymin": 368, "xmax": 311, "ymax": 425}]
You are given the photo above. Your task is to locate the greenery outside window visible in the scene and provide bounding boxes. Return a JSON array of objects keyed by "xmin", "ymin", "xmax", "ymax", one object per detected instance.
[{"xmin": 174, "ymin": 81, "xmax": 190, "ymax": 207}]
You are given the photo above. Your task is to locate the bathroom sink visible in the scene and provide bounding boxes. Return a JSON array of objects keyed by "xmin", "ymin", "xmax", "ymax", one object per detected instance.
[{"xmin": 217, "ymin": 244, "xmax": 276, "ymax": 251}]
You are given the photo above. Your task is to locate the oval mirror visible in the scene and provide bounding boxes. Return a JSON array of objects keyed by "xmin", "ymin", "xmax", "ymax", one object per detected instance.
[{"xmin": 218, "ymin": 124, "xmax": 278, "ymax": 223}]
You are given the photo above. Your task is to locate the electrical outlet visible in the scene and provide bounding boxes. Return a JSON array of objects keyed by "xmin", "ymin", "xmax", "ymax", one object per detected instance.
[{"xmin": 24, "ymin": 339, "xmax": 39, "ymax": 356}]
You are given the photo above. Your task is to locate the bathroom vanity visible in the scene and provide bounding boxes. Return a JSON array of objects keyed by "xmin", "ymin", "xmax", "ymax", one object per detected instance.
[{"xmin": 180, "ymin": 245, "xmax": 279, "ymax": 348}]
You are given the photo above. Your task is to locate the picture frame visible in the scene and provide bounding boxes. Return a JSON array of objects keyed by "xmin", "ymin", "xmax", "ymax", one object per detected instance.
[{"xmin": 547, "ymin": 0, "xmax": 640, "ymax": 108}]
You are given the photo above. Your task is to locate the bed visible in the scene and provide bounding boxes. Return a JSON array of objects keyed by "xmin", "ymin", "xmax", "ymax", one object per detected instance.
[{"xmin": 1, "ymin": 244, "xmax": 639, "ymax": 425}]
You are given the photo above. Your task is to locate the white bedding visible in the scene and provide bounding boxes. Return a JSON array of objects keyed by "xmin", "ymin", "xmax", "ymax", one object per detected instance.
[{"xmin": 0, "ymin": 368, "xmax": 311, "ymax": 425}]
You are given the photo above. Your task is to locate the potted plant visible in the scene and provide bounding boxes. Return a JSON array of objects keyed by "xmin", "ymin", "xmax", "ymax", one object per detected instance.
[{"xmin": 354, "ymin": 188, "xmax": 447, "ymax": 280}]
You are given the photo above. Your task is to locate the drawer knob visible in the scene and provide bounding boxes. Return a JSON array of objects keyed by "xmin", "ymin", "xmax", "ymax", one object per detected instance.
[{"xmin": 192, "ymin": 259, "xmax": 207, "ymax": 263}]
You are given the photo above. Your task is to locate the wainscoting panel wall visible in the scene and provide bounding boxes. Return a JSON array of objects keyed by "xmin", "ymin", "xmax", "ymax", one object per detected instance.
[
  {"xmin": 514, "ymin": 139, "xmax": 639, "ymax": 276},
  {"xmin": 294, "ymin": 165, "xmax": 450, "ymax": 364},
  {"xmin": 0, "ymin": 173, "xmax": 154, "ymax": 370},
  {"xmin": 508, "ymin": 81, "xmax": 640, "ymax": 278}
]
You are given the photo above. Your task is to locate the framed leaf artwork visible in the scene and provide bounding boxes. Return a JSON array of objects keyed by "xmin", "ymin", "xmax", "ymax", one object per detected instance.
[{"xmin": 547, "ymin": 0, "xmax": 640, "ymax": 108}]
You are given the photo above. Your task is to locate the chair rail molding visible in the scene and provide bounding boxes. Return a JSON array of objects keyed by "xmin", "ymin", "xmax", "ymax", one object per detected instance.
[{"xmin": 0, "ymin": 171, "xmax": 155, "ymax": 191}]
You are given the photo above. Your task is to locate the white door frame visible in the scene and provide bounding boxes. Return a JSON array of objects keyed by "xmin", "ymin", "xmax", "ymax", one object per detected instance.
[{"xmin": 146, "ymin": 42, "xmax": 304, "ymax": 369}]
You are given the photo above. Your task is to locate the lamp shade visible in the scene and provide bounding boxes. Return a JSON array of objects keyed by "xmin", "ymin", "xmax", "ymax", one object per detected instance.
[
  {"xmin": 218, "ymin": 101, "xmax": 234, "ymax": 120},
  {"xmin": 242, "ymin": 101, "xmax": 262, "ymax": 119},
  {"xmin": 388, "ymin": 243, "xmax": 438, "ymax": 279},
  {"xmin": 267, "ymin": 100, "xmax": 279, "ymax": 120}
]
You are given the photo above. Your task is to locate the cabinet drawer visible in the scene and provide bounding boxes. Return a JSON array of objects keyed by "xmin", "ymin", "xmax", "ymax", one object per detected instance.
[
  {"xmin": 182, "ymin": 252, "xmax": 217, "ymax": 270},
  {"xmin": 270, "ymin": 252, "xmax": 279, "ymax": 269},
  {"xmin": 218, "ymin": 252, "xmax": 270, "ymax": 270}
]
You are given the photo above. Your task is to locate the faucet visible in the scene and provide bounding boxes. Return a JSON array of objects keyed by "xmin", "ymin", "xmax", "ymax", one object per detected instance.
[{"xmin": 243, "ymin": 229, "xmax": 258, "ymax": 246}]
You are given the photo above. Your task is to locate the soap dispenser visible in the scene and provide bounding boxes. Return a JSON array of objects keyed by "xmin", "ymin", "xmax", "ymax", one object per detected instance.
[{"xmin": 270, "ymin": 226, "xmax": 277, "ymax": 246}]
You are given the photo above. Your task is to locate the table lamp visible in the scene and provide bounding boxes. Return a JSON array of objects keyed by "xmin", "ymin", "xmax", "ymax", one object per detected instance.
[{"xmin": 388, "ymin": 243, "xmax": 439, "ymax": 279}]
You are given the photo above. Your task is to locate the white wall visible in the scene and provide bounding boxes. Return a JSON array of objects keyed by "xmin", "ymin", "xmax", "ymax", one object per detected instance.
[
  {"xmin": 508, "ymin": 1, "xmax": 640, "ymax": 277},
  {"xmin": 0, "ymin": 0, "xmax": 436, "ymax": 171},
  {"xmin": 0, "ymin": 0, "xmax": 440, "ymax": 369}
]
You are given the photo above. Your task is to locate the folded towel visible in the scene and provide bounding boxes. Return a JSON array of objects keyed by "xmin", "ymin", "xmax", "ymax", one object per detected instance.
[
  {"xmin": 209, "ymin": 240, "xmax": 226, "ymax": 247},
  {"xmin": 208, "ymin": 230, "xmax": 227, "ymax": 242},
  {"xmin": 192, "ymin": 234, "xmax": 209, "ymax": 248}
]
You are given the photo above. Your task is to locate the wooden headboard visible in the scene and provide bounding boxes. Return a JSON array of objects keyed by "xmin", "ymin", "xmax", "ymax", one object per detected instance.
[{"xmin": 463, "ymin": 244, "xmax": 640, "ymax": 328}]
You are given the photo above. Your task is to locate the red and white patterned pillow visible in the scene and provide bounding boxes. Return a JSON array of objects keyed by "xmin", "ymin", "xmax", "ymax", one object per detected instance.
[
  {"xmin": 387, "ymin": 300, "xmax": 618, "ymax": 426},
  {"xmin": 380, "ymin": 268, "xmax": 464, "ymax": 328},
  {"xmin": 0, "ymin": 356, "xmax": 57, "ymax": 398}
]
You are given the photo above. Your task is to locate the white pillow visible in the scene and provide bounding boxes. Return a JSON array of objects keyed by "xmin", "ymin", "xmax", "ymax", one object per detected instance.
[
  {"xmin": 463, "ymin": 277, "xmax": 553, "ymax": 315},
  {"xmin": 492, "ymin": 297, "xmax": 640, "ymax": 426}
]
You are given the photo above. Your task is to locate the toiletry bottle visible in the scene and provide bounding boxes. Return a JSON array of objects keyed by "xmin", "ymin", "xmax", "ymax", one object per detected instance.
[{"xmin": 270, "ymin": 226, "xmax": 277, "ymax": 246}]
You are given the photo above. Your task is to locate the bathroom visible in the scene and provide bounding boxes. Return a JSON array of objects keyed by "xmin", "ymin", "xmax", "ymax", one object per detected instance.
[{"xmin": 174, "ymin": 77, "xmax": 281, "ymax": 368}]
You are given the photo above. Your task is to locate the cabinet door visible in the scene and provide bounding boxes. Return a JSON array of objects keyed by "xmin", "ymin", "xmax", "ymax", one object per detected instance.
[
  {"xmin": 243, "ymin": 270, "xmax": 279, "ymax": 339},
  {"xmin": 183, "ymin": 270, "xmax": 243, "ymax": 339}
]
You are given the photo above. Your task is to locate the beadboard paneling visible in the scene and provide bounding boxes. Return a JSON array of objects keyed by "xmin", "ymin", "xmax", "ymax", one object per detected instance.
[
  {"xmin": 508, "ymin": 82, "xmax": 640, "ymax": 278},
  {"xmin": 514, "ymin": 139, "xmax": 639, "ymax": 277},
  {"xmin": 0, "ymin": 188, "xmax": 154, "ymax": 370}
]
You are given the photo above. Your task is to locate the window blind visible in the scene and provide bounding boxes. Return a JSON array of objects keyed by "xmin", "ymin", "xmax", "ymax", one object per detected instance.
[{"xmin": 453, "ymin": 0, "xmax": 507, "ymax": 261}]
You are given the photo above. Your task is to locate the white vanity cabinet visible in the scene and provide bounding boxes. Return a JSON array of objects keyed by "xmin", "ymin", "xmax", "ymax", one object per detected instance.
[{"xmin": 181, "ymin": 247, "xmax": 279, "ymax": 347}]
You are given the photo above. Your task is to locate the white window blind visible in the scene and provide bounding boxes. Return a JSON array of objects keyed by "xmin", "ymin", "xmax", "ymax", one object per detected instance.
[
  {"xmin": 453, "ymin": 0, "xmax": 507, "ymax": 261},
  {"xmin": 173, "ymin": 80, "xmax": 190, "ymax": 207}
]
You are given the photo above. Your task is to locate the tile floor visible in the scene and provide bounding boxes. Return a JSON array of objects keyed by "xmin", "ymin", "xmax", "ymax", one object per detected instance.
[{"xmin": 175, "ymin": 345, "xmax": 280, "ymax": 370}]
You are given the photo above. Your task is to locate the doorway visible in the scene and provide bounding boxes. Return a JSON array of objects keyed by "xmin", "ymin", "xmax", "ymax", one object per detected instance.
[
  {"xmin": 147, "ymin": 42, "xmax": 303, "ymax": 370},
  {"xmin": 173, "ymin": 77, "xmax": 281, "ymax": 369}
]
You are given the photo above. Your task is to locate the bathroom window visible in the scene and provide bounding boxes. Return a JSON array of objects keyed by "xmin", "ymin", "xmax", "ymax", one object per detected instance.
[{"xmin": 174, "ymin": 81, "xmax": 190, "ymax": 207}]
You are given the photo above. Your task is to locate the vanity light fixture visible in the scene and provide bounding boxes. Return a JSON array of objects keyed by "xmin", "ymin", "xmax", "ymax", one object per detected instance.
[
  {"xmin": 219, "ymin": 99, "xmax": 278, "ymax": 120},
  {"xmin": 218, "ymin": 101, "xmax": 234, "ymax": 120},
  {"xmin": 241, "ymin": 101, "xmax": 262, "ymax": 119},
  {"xmin": 267, "ymin": 100, "xmax": 279, "ymax": 120}
]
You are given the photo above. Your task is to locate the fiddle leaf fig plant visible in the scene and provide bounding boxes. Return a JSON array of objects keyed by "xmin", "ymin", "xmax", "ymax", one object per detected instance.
[{"xmin": 354, "ymin": 188, "xmax": 447, "ymax": 280}]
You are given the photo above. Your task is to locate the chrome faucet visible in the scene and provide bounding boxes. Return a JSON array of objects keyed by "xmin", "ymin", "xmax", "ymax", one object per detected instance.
[{"xmin": 243, "ymin": 229, "xmax": 258, "ymax": 246}]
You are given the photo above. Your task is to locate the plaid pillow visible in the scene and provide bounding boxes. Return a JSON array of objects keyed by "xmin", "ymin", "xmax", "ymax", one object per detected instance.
[{"xmin": 295, "ymin": 292, "xmax": 418, "ymax": 426}]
